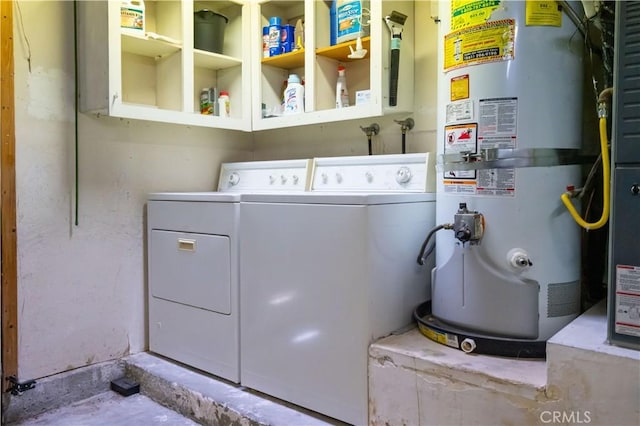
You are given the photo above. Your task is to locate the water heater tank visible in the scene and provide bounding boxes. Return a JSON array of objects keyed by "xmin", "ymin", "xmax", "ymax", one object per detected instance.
[{"xmin": 433, "ymin": 0, "xmax": 584, "ymax": 344}]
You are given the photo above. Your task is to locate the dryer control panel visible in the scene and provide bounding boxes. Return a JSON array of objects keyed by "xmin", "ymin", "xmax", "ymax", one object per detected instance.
[{"xmin": 217, "ymin": 159, "xmax": 313, "ymax": 192}]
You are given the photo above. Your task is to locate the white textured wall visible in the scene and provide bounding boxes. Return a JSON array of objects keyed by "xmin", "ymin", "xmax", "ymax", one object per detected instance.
[
  {"xmin": 14, "ymin": 1, "xmax": 253, "ymax": 379},
  {"xmin": 13, "ymin": 1, "xmax": 437, "ymax": 380}
]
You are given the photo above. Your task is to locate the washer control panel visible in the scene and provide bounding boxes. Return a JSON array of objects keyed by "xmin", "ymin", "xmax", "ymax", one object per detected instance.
[
  {"xmin": 217, "ymin": 159, "xmax": 312, "ymax": 192},
  {"xmin": 311, "ymin": 153, "xmax": 435, "ymax": 192}
]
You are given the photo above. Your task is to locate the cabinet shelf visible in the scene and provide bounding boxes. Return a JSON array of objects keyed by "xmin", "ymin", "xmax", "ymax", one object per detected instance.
[
  {"xmin": 194, "ymin": 49, "xmax": 242, "ymax": 70},
  {"xmin": 259, "ymin": 37, "xmax": 371, "ymax": 70},
  {"xmin": 261, "ymin": 49, "xmax": 305, "ymax": 70},
  {"xmin": 121, "ymin": 33, "xmax": 182, "ymax": 58},
  {"xmin": 316, "ymin": 37, "xmax": 371, "ymax": 62}
]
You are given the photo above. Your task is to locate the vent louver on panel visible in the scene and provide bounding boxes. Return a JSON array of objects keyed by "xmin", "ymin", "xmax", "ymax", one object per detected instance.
[{"xmin": 616, "ymin": 1, "xmax": 640, "ymax": 162}]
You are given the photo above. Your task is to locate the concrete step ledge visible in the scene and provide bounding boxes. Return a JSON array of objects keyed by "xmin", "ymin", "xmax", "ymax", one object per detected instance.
[
  {"xmin": 546, "ymin": 301, "xmax": 640, "ymax": 425},
  {"xmin": 369, "ymin": 301, "xmax": 640, "ymax": 426},
  {"xmin": 123, "ymin": 352, "xmax": 337, "ymax": 426},
  {"xmin": 369, "ymin": 328, "xmax": 548, "ymax": 425},
  {"xmin": 2, "ymin": 359, "xmax": 125, "ymax": 424}
]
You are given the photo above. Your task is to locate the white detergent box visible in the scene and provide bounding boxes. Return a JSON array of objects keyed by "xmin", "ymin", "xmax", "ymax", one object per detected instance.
[{"xmin": 355, "ymin": 90, "xmax": 371, "ymax": 106}]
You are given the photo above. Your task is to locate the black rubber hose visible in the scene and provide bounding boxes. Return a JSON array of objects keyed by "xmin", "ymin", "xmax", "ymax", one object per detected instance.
[
  {"xmin": 74, "ymin": 0, "xmax": 79, "ymax": 226},
  {"xmin": 417, "ymin": 224, "xmax": 448, "ymax": 265}
]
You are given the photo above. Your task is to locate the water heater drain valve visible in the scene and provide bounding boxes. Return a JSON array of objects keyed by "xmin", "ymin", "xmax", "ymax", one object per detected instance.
[
  {"xmin": 507, "ymin": 248, "xmax": 533, "ymax": 270},
  {"xmin": 453, "ymin": 203, "xmax": 484, "ymax": 244}
]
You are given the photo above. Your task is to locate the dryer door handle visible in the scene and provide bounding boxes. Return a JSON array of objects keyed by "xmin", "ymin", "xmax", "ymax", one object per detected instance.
[{"xmin": 177, "ymin": 238, "xmax": 196, "ymax": 252}]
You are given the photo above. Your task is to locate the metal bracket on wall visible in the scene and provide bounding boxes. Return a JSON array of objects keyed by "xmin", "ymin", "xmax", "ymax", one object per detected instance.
[{"xmin": 6, "ymin": 376, "xmax": 36, "ymax": 396}]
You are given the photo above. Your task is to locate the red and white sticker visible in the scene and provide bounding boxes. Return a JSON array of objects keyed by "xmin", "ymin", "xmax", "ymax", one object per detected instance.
[
  {"xmin": 615, "ymin": 265, "xmax": 640, "ymax": 337},
  {"xmin": 444, "ymin": 123, "xmax": 477, "ymax": 182}
]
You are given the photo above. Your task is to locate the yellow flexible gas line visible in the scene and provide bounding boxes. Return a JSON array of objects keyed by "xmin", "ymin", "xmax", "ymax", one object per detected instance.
[{"xmin": 561, "ymin": 109, "xmax": 610, "ymax": 230}]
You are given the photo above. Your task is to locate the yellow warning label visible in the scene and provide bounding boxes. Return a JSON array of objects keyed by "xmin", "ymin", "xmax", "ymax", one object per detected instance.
[
  {"xmin": 444, "ymin": 19, "xmax": 515, "ymax": 71},
  {"xmin": 423, "ymin": 327, "xmax": 438, "ymax": 342},
  {"xmin": 525, "ymin": 0, "xmax": 562, "ymax": 26},
  {"xmin": 437, "ymin": 333, "xmax": 448, "ymax": 345},
  {"xmin": 419, "ymin": 324, "xmax": 448, "ymax": 345},
  {"xmin": 451, "ymin": 74, "xmax": 470, "ymax": 101},
  {"xmin": 451, "ymin": 0, "xmax": 501, "ymax": 30}
]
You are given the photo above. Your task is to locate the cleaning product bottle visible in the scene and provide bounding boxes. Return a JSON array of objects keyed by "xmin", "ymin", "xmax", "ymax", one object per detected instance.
[
  {"xmin": 281, "ymin": 24, "xmax": 295, "ymax": 53},
  {"xmin": 336, "ymin": 65, "xmax": 349, "ymax": 108},
  {"xmin": 280, "ymin": 79, "xmax": 288, "ymax": 113},
  {"xmin": 262, "ymin": 26, "xmax": 269, "ymax": 58},
  {"xmin": 268, "ymin": 16, "xmax": 282, "ymax": 57},
  {"xmin": 332, "ymin": 0, "xmax": 369, "ymax": 45},
  {"xmin": 218, "ymin": 91, "xmax": 230, "ymax": 117},
  {"xmin": 330, "ymin": 0, "xmax": 337, "ymax": 45},
  {"xmin": 200, "ymin": 88, "xmax": 214, "ymax": 115},
  {"xmin": 121, "ymin": 0, "xmax": 145, "ymax": 36},
  {"xmin": 294, "ymin": 18, "xmax": 304, "ymax": 51},
  {"xmin": 283, "ymin": 74, "xmax": 304, "ymax": 115}
]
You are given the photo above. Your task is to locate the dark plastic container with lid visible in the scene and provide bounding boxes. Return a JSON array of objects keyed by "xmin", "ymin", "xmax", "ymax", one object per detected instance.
[{"xmin": 194, "ymin": 10, "xmax": 228, "ymax": 54}]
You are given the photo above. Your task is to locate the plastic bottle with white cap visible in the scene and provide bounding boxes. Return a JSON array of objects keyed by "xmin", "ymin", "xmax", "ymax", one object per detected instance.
[
  {"xmin": 218, "ymin": 91, "xmax": 230, "ymax": 117},
  {"xmin": 283, "ymin": 74, "xmax": 304, "ymax": 115}
]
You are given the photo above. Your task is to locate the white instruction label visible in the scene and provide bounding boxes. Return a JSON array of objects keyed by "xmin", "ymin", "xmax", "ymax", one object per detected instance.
[
  {"xmin": 475, "ymin": 97, "xmax": 518, "ymax": 197},
  {"xmin": 446, "ymin": 333, "xmax": 459, "ymax": 348},
  {"xmin": 478, "ymin": 97, "xmax": 518, "ymax": 149},
  {"xmin": 446, "ymin": 100, "xmax": 474, "ymax": 123},
  {"xmin": 615, "ymin": 265, "xmax": 640, "ymax": 337},
  {"xmin": 476, "ymin": 168, "xmax": 515, "ymax": 196}
]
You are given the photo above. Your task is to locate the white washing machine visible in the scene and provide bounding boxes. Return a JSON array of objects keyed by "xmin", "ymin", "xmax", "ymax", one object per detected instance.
[
  {"xmin": 239, "ymin": 153, "xmax": 436, "ymax": 425},
  {"xmin": 147, "ymin": 159, "xmax": 311, "ymax": 383}
]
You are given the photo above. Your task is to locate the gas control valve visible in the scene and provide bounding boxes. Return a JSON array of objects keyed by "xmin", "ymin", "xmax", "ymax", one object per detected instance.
[{"xmin": 453, "ymin": 203, "xmax": 484, "ymax": 244}]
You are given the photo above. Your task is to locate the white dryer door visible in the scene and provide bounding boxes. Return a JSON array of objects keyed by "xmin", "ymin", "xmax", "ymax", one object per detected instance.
[{"xmin": 150, "ymin": 230, "xmax": 231, "ymax": 315}]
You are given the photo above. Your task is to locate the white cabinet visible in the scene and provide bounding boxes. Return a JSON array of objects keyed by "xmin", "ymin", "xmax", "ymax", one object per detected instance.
[
  {"xmin": 77, "ymin": 1, "xmax": 414, "ymax": 132},
  {"xmin": 251, "ymin": 0, "xmax": 414, "ymax": 131},
  {"xmin": 78, "ymin": 0, "xmax": 252, "ymax": 131}
]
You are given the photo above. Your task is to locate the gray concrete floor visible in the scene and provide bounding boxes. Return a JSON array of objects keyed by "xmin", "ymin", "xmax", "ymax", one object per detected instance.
[
  {"xmin": 9, "ymin": 391, "xmax": 198, "ymax": 426},
  {"xmin": 4, "ymin": 352, "xmax": 339, "ymax": 426}
]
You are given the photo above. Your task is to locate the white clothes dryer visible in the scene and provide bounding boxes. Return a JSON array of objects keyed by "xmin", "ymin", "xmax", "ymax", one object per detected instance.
[
  {"xmin": 147, "ymin": 159, "xmax": 311, "ymax": 383},
  {"xmin": 239, "ymin": 153, "xmax": 436, "ymax": 425}
]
